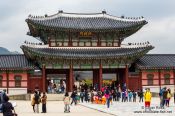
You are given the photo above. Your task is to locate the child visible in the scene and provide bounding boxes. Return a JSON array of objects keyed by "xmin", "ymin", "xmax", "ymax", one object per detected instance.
[
  {"xmin": 166, "ymin": 89, "xmax": 171, "ymax": 107},
  {"xmin": 63, "ymin": 92, "xmax": 70, "ymax": 113},
  {"xmin": 144, "ymin": 88, "xmax": 152, "ymax": 109},
  {"xmin": 128, "ymin": 91, "xmax": 133, "ymax": 102}
]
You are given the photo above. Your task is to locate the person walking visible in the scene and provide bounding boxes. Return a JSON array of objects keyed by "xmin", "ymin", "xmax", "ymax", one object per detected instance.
[
  {"xmin": 128, "ymin": 91, "xmax": 133, "ymax": 102},
  {"xmin": 125, "ymin": 91, "xmax": 128, "ymax": 102},
  {"xmin": 71, "ymin": 91, "xmax": 77, "ymax": 105},
  {"xmin": 112, "ymin": 90, "xmax": 117, "ymax": 101},
  {"xmin": 41, "ymin": 92, "xmax": 47, "ymax": 113},
  {"xmin": 2, "ymin": 96, "xmax": 16, "ymax": 116},
  {"xmin": 31, "ymin": 94, "xmax": 35, "ymax": 112},
  {"xmin": 121, "ymin": 91, "xmax": 125, "ymax": 102},
  {"xmin": 34, "ymin": 91, "xmax": 41, "ymax": 113},
  {"xmin": 133, "ymin": 90, "xmax": 136, "ymax": 102},
  {"xmin": 162, "ymin": 88, "xmax": 168, "ymax": 107},
  {"xmin": 159, "ymin": 87, "xmax": 166, "ymax": 107},
  {"xmin": 139, "ymin": 89, "xmax": 144, "ymax": 102},
  {"xmin": 105, "ymin": 92, "xmax": 110, "ymax": 108},
  {"xmin": 63, "ymin": 92, "xmax": 70, "ymax": 113},
  {"xmin": 84, "ymin": 90, "xmax": 89, "ymax": 103},
  {"xmin": 166, "ymin": 89, "xmax": 171, "ymax": 107},
  {"xmin": 116, "ymin": 91, "xmax": 121, "ymax": 101},
  {"xmin": 144, "ymin": 88, "xmax": 152, "ymax": 109},
  {"xmin": 80, "ymin": 91, "xmax": 84, "ymax": 103},
  {"xmin": 174, "ymin": 90, "xmax": 175, "ymax": 104}
]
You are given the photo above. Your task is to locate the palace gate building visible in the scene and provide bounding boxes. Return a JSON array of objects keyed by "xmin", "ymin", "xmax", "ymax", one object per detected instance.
[{"xmin": 0, "ymin": 11, "xmax": 175, "ymax": 94}]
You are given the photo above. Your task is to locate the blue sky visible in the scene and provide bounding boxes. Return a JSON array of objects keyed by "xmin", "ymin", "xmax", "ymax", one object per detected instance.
[{"xmin": 0, "ymin": 0, "xmax": 175, "ymax": 53}]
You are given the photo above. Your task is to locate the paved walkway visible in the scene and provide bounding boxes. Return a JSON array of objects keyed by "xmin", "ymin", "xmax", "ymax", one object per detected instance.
[
  {"xmin": 0, "ymin": 101, "xmax": 112, "ymax": 116},
  {"xmin": 80, "ymin": 97, "xmax": 175, "ymax": 116}
]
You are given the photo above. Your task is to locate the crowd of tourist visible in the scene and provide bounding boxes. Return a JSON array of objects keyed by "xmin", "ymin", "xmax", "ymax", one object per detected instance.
[
  {"xmin": 47, "ymin": 81, "xmax": 66, "ymax": 94},
  {"xmin": 62, "ymin": 83, "xmax": 144, "ymax": 109},
  {"xmin": 62, "ymin": 83, "xmax": 174, "ymax": 111}
]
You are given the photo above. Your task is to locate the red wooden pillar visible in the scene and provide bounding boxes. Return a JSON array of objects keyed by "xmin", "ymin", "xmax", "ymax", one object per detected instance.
[
  {"xmin": 139, "ymin": 70, "xmax": 142, "ymax": 90},
  {"xmin": 27, "ymin": 72, "xmax": 30, "ymax": 93},
  {"xmin": 98, "ymin": 63, "xmax": 103, "ymax": 91},
  {"xmin": 42, "ymin": 64, "xmax": 46, "ymax": 92},
  {"xmin": 93, "ymin": 70, "xmax": 96, "ymax": 87},
  {"xmin": 66, "ymin": 73, "xmax": 69, "ymax": 92},
  {"xmin": 6, "ymin": 70, "xmax": 9, "ymax": 94},
  {"xmin": 68, "ymin": 64, "xmax": 73, "ymax": 92},
  {"xmin": 125, "ymin": 65, "xmax": 129, "ymax": 91},
  {"xmin": 158, "ymin": 69, "xmax": 161, "ymax": 91}
]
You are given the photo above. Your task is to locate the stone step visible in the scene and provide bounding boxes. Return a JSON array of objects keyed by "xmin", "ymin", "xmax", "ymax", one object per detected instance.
[
  {"xmin": 9, "ymin": 94, "xmax": 65, "ymax": 101},
  {"xmin": 30, "ymin": 93, "xmax": 65, "ymax": 101}
]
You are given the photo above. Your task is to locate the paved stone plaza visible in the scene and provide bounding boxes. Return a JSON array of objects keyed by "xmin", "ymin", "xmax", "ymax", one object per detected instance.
[
  {"xmin": 0, "ymin": 97, "xmax": 174, "ymax": 116},
  {"xmin": 81, "ymin": 97, "xmax": 175, "ymax": 116},
  {"xmin": 0, "ymin": 100, "xmax": 112, "ymax": 116}
]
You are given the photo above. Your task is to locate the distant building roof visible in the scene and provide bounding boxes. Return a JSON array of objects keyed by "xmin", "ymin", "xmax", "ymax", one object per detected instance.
[
  {"xmin": 136, "ymin": 54, "xmax": 175, "ymax": 69},
  {"xmin": 0, "ymin": 54, "xmax": 34, "ymax": 70}
]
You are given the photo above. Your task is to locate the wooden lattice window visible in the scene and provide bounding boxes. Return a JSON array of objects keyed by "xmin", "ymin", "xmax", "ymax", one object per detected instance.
[
  {"xmin": 15, "ymin": 76, "xmax": 22, "ymax": 87},
  {"xmin": 164, "ymin": 74, "xmax": 170, "ymax": 85},
  {"xmin": 0, "ymin": 76, "xmax": 3, "ymax": 87},
  {"xmin": 147, "ymin": 74, "xmax": 154, "ymax": 85}
]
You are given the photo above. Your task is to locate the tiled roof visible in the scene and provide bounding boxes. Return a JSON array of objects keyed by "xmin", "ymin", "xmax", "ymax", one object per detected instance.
[
  {"xmin": 21, "ymin": 45, "xmax": 153, "ymax": 60},
  {"xmin": 26, "ymin": 11, "xmax": 147, "ymax": 32},
  {"xmin": 0, "ymin": 54, "xmax": 34, "ymax": 70},
  {"xmin": 136, "ymin": 54, "xmax": 175, "ymax": 69}
]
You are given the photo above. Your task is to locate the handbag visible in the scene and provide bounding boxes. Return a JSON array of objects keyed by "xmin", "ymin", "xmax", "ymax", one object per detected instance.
[
  {"xmin": 13, "ymin": 113, "xmax": 18, "ymax": 116},
  {"xmin": 13, "ymin": 109, "xmax": 18, "ymax": 116}
]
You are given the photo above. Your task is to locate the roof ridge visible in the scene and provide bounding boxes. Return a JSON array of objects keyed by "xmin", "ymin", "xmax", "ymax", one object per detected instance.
[{"xmin": 27, "ymin": 11, "xmax": 146, "ymax": 22}]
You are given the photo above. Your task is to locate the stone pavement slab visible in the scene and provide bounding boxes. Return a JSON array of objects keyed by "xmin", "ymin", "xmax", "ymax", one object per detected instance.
[{"xmin": 80, "ymin": 97, "xmax": 175, "ymax": 116}]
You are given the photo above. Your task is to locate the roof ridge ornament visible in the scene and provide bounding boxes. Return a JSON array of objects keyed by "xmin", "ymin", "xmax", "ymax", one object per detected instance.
[
  {"xmin": 58, "ymin": 10, "xmax": 63, "ymax": 13},
  {"xmin": 102, "ymin": 10, "xmax": 106, "ymax": 14}
]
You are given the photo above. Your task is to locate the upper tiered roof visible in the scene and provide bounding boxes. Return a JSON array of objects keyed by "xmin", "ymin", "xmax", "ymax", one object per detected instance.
[{"xmin": 26, "ymin": 10, "xmax": 147, "ymax": 37}]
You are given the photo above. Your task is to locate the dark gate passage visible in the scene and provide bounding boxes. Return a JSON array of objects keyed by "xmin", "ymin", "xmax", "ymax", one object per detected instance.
[{"xmin": 41, "ymin": 68, "xmax": 128, "ymax": 92}]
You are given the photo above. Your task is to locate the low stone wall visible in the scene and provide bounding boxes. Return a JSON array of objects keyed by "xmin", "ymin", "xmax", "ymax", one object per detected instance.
[
  {"xmin": 9, "ymin": 94, "xmax": 31, "ymax": 100},
  {"xmin": 0, "ymin": 88, "xmax": 27, "ymax": 95}
]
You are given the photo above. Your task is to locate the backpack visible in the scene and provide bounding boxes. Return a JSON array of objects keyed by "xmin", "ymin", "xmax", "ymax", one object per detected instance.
[
  {"xmin": 64, "ymin": 97, "xmax": 70, "ymax": 105},
  {"xmin": 80, "ymin": 93, "xmax": 84, "ymax": 97}
]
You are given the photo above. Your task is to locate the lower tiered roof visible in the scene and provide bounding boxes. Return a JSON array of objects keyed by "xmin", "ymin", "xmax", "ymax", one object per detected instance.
[
  {"xmin": 21, "ymin": 44, "xmax": 154, "ymax": 65},
  {"xmin": 1, "ymin": 54, "xmax": 175, "ymax": 70}
]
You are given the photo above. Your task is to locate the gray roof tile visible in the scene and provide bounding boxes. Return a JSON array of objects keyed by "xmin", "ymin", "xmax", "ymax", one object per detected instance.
[
  {"xmin": 0, "ymin": 54, "xmax": 34, "ymax": 70},
  {"xmin": 26, "ymin": 12, "xmax": 147, "ymax": 31},
  {"xmin": 136, "ymin": 54, "xmax": 175, "ymax": 69}
]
